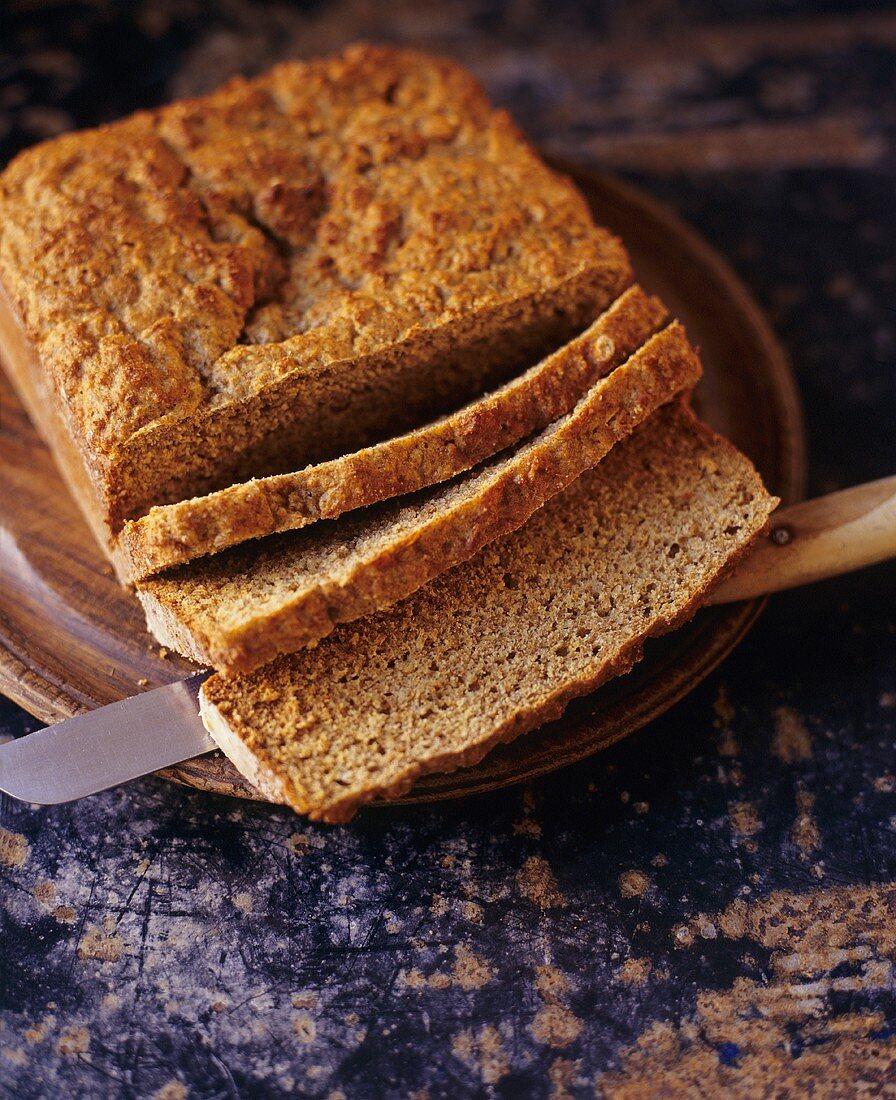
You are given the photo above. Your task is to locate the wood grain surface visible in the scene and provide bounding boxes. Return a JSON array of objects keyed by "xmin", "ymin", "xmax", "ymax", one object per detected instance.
[{"xmin": 0, "ymin": 168, "xmax": 807, "ymax": 804}]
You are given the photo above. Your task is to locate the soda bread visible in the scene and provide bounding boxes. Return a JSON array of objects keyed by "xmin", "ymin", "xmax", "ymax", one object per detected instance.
[
  {"xmin": 119, "ymin": 286, "xmax": 667, "ymax": 580},
  {"xmin": 199, "ymin": 403, "xmax": 777, "ymax": 822},
  {"xmin": 138, "ymin": 323, "xmax": 702, "ymax": 675},
  {"xmin": 0, "ymin": 44, "xmax": 631, "ymax": 562}
]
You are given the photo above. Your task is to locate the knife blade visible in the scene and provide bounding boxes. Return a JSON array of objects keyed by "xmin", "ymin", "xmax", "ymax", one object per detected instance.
[{"xmin": 0, "ymin": 673, "xmax": 213, "ymax": 804}]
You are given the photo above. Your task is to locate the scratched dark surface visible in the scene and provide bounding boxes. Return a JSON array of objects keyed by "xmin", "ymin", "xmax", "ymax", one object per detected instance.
[{"xmin": 1, "ymin": 2, "xmax": 895, "ymax": 1097}]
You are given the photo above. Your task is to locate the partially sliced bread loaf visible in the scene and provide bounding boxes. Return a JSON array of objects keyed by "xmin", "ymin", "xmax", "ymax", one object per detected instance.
[
  {"xmin": 199, "ymin": 402, "xmax": 777, "ymax": 822},
  {"xmin": 139, "ymin": 323, "xmax": 702, "ymax": 675},
  {"xmin": 118, "ymin": 286, "xmax": 667, "ymax": 580},
  {"xmin": 0, "ymin": 44, "xmax": 631, "ymax": 551}
]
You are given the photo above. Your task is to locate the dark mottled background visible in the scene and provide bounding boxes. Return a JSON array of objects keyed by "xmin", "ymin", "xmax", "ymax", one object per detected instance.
[{"xmin": 1, "ymin": 2, "xmax": 895, "ymax": 1096}]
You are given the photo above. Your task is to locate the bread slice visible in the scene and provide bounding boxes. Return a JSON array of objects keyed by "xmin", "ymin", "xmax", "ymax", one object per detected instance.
[
  {"xmin": 199, "ymin": 403, "xmax": 777, "ymax": 822},
  {"xmin": 138, "ymin": 323, "xmax": 702, "ymax": 676},
  {"xmin": 0, "ymin": 44, "xmax": 631, "ymax": 560},
  {"xmin": 119, "ymin": 286, "xmax": 667, "ymax": 580}
]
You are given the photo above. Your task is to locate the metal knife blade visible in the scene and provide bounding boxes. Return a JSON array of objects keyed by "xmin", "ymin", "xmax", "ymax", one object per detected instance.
[{"xmin": 0, "ymin": 673, "xmax": 214, "ymax": 805}]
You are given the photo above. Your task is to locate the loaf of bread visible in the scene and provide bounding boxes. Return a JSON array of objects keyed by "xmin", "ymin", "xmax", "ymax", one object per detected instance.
[
  {"xmin": 138, "ymin": 323, "xmax": 702, "ymax": 675},
  {"xmin": 200, "ymin": 403, "xmax": 777, "ymax": 821},
  {"xmin": 0, "ymin": 44, "xmax": 631, "ymax": 569},
  {"xmin": 119, "ymin": 286, "xmax": 667, "ymax": 580}
]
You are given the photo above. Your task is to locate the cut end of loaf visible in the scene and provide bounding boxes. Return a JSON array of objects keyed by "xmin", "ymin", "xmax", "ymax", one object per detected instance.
[{"xmin": 118, "ymin": 283, "xmax": 670, "ymax": 582}]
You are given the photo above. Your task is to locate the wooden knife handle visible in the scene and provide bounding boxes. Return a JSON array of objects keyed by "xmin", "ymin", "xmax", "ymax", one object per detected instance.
[{"xmin": 707, "ymin": 475, "xmax": 896, "ymax": 604}]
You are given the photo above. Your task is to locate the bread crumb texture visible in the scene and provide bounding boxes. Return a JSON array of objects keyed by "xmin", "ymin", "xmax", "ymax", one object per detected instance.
[
  {"xmin": 0, "ymin": 43, "xmax": 630, "ymax": 528},
  {"xmin": 119, "ymin": 284, "xmax": 666, "ymax": 578},
  {"xmin": 139, "ymin": 321, "xmax": 700, "ymax": 674},
  {"xmin": 201, "ymin": 403, "xmax": 776, "ymax": 822}
]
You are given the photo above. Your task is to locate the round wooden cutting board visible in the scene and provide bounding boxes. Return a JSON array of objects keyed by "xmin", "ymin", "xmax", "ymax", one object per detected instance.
[{"xmin": 0, "ymin": 168, "xmax": 807, "ymax": 807}]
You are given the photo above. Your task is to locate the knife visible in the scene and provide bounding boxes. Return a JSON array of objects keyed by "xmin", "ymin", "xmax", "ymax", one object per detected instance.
[
  {"xmin": 0, "ymin": 673, "xmax": 212, "ymax": 805},
  {"xmin": 2, "ymin": 477, "xmax": 894, "ymax": 806}
]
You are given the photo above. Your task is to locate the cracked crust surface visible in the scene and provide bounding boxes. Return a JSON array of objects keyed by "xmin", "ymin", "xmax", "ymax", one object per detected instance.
[
  {"xmin": 119, "ymin": 285, "xmax": 667, "ymax": 579},
  {"xmin": 199, "ymin": 403, "xmax": 778, "ymax": 823},
  {"xmin": 138, "ymin": 322, "xmax": 702, "ymax": 676},
  {"xmin": 0, "ymin": 43, "xmax": 630, "ymax": 535}
]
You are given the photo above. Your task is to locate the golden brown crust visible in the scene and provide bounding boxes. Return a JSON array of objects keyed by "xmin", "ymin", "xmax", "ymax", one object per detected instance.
[
  {"xmin": 199, "ymin": 403, "xmax": 778, "ymax": 823},
  {"xmin": 137, "ymin": 323, "xmax": 702, "ymax": 676},
  {"xmin": 0, "ymin": 277, "xmax": 124, "ymax": 569},
  {"xmin": 119, "ymin": 286, "xmax": 668, "ymax": 579},
  {"xmin": 0, "ymin": 43, "xmax": 631, "ymax": 539}
]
